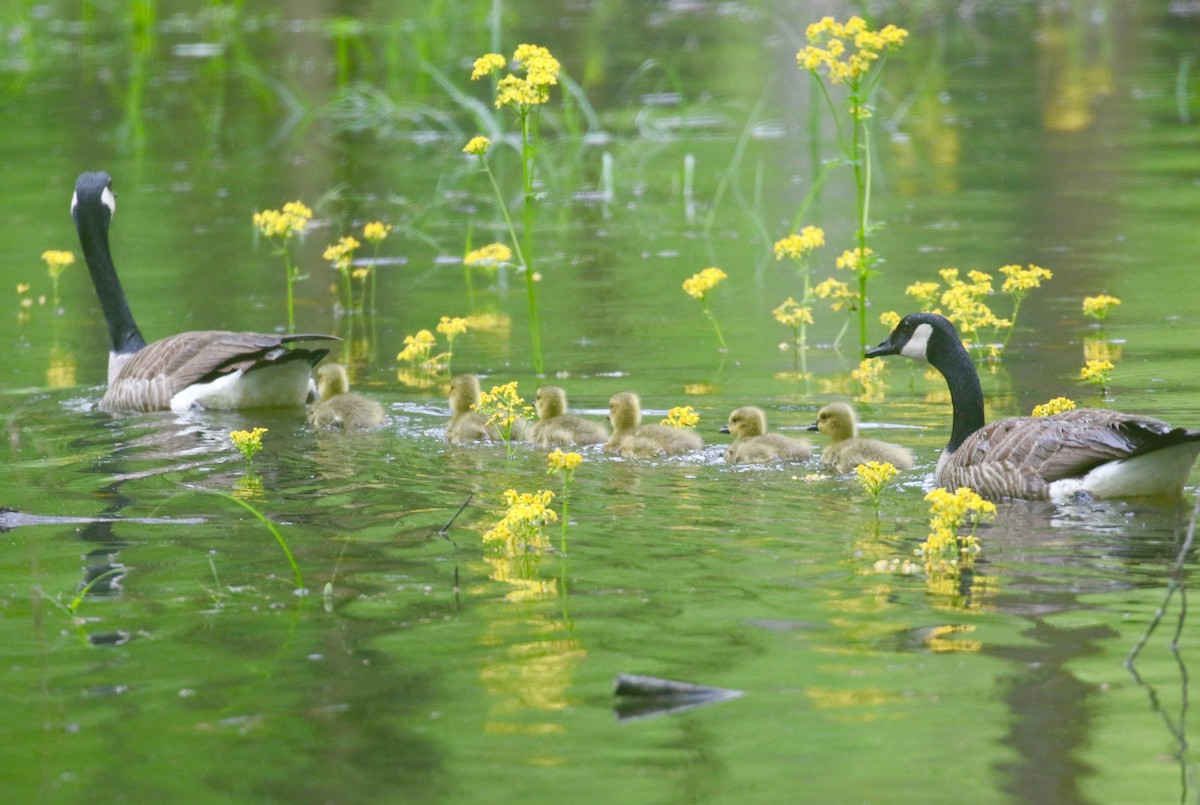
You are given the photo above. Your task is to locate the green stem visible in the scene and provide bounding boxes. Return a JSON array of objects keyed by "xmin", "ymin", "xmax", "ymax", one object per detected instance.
[
  {"xmin": 521, "ymin": 108, "xmax": 544, "ymax": 374},
  {"xmin": 702, "ymin": 300, "xmax": 727, "ymax": 351},
  {"xmin": 559, "ymin": 480, "xmax": 571, "ymax": 556},
  {"xmin": 283, "ymin": 247, "xmax": 296, "ymax": 334},
  {"xmin": 218, "ymin": 492, "xmax": 304, "ymax": 591}
]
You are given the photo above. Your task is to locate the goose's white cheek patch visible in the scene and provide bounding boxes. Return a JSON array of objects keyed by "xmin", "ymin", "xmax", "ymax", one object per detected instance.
[{"xmin": 899, "ymin": 323, "xmax": 933, "ymax": 362}]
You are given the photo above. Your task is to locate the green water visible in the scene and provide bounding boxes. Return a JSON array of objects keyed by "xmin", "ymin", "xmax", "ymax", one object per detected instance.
[{"xmin": 3, "ymin": 2, "xmax": 1200, "ymax": 803}]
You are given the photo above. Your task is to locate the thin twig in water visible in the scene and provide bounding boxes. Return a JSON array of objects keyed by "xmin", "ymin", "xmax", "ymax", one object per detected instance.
[
  {"xmin": 437, "ymin": 493, "xmax": 473, "ymax": 546},
  {"xmin": 1127, "ymin": 494, "xmax": 1198, "ymax": 665}
]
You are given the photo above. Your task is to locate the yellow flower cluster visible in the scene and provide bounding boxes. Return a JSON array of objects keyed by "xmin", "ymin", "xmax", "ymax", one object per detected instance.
[
  {"xmin": 362, "ymin": 221, "xmax": 391, "ymax": 244},
  {"xmin": 999, "ymin": 264, "xmax": 1052, "ymax": 298},
  {"xmin": 851, "ymin": 357, "xmax": 887, "ymax": 402},
  {"xmin": 855, "ymin": 461, "xmax": 899, "ymax": 500},
  {"xmin": 463, "ymin": 136, "xmax": 492, "ymax": 157},
  {"xmin": 464, "ymin": 242, "xmax": 513, "ymax": 267},
  {"xmin": 41, "ymin": 250, "xmax": 75, "ymax": 278},
  {"xmin": 773, "ymin": 297, "xmax": 814, "ymax": 328},
  {"xmin": 323, "ymin": 236, "xmax": 360, "ymax": 271},
  {"xmin": 797, "ymin": 16, "xmax": 908, "ymax": 86},
  {"xmin": 436, "ymin": 316, "xmax": 468, "ymax": 338},
  {"xmin": 773, "ymin": 226, "xmax": 826, "ymax": 260},
  {"xmin": 1082, "ymin": 294, "xmax": 1121, "ymax": 321},
  {"xmin": 661, "ymin": 406, "xmax": 699, "ymax": 429},
  {"xmin": 230, "ymin": 427, "xmax": 268, "ymax": 461},
  {"xmin": 682, "ymin": 267, "xmax": 727, "ymax": 300},
  {"xmin": 1080, "ymin": 359, "xmax": 1113, "ymax": 386},
  {"xmin": 879, "ymin": 310, "xmax": 902, "ymax": 330},
  {"xmin": 472, "ymin": 44, "xmax": 561, "ymax": 108},
  {"xmin": 813, "ymin": 277, "xmax": 860, "ymax": 312},
  {"xmin": 253, "ymin": 201, "xmax": 312, "ymax": 239},
  {"xmin": 396, "ymin": 329, "xmax": 437, "ymax": 363},
  {"xmin": 483, "ymin": 488, "xmax": 557, "ymax": 551},
  {"xmin": 920, "ymin": 486, "xmax": 995, "ymax": 577},
  {"xmin": 476, "ymin": 381, "xmax": 534, "ymax": 434},
  {"xmin": 1031, "ymin": 397, "xmax": 1077, "ymax": 417},
  {"xmin": 835, "ymin": 246, "xmax": 875, "ymax": 273},
  {"xmin": 905, "ymin": 268, "xmax": 1012, "ymax": 349},
  {"xmin": 904, "ymin": 281, "xmax": 941, "ymax": 310},
  {"xmin": 547, "ymin": 448, "xmax": 582, "ymax": 474}
]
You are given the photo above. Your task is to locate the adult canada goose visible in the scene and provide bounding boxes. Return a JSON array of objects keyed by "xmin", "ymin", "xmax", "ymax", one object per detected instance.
[
  {"xmin": 606, "ymin": 392, "xmax": 703, "ymax": 458},
  {"xmin": 807, "ymin": 402, "xmax": 913, "ymax": 473},
  {"xmin": 446, "ymin": 374, "xmax": 498, "ymax": 443},
  {"xmin": 720, "ymin": 406, "xmax": 812, "ymax": 465},
  {"xmin": 72, "ymin": 171, "xmax": 336, "ymax": 413},
  {"xmin": 866, "ymin": 312, "xmax": 1200, "ymax": 500},
  {"xmin": 526, "ymin": 385, "xmax": 608, "ymax": 448},
  {"xmin": 308, "ymin": 364, "xmax": 386, "ymax": 429}
]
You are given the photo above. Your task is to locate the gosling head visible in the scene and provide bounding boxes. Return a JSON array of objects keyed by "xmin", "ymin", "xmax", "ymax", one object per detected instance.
[
  {"xmin": 449, "ymin": 374, "xmax": 483, "ymax": 415},
  {"xmin": 316, "ymin": 363, "xmax": 351, "ymax": 399},
  {"xmin": 608, "ymin": 392, "xmax": 642, "ymax": 431},
  {"xmin": 720, "ymin": 406, "xmax": 767, "ymax": 439},
  {"xmin": 535, "ymin": 385, "xmax": 568, "ymax": 420},
  {"xmin": 809, "ymin": 402, "xmax": 858, "ymax": 441}
]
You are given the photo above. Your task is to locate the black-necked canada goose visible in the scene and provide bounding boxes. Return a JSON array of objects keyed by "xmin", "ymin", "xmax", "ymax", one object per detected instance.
[
  {"xmin": 446, "ymin": 374, "xmax": 498, "ymax": 444},
  {"xmin": 807, "ymin": 402, "xmax": 914, "ymax": 473},
  {"xmin": 606, "ymin": 391, "xmax": 703, "ymax": 458},
  {"xmin": 526, "ymin": 385, "xmax": 608, "ymax": 448},
  {"xmin": 72, "ymin": 171, "xmax": 336, "ymax": 413},
  {"xmin": 308, "ymin": 364, "xmax": 386, "ymax": 429},
  {"xmin": 720, "ymin": 406, "xmax": 812, "ymax": 465},
  {"xmin": 866, "ymin": 312, "xmax": 1200, "ymax": 500}
]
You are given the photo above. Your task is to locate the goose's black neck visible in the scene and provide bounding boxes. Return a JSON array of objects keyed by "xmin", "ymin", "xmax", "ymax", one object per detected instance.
[
  {"xmin": 73, "ymin": 176, "xmax": 146, "ymax": 355},
  {"xmin": 930, "ymin": 334, "xmax": 986, "ymax": 453}
]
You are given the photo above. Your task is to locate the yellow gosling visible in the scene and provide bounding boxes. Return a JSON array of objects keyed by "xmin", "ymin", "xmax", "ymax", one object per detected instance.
[
  {"xmin": 527, "ymin": 385, "xmax": 608, "ymax": 448},
  {"xmin": 308, "ymin": 364, "xmax": 386, "ymax": 429},
  {"xmin": 809, "ymin": 402, "xmax": 914, "ymax": 474},
  {"xmin": 446, "ymin": 374, "xmax": 498, "ymax": 444},
  {"xmin": 605, "ymin": 391, "xmax": 703, "ymax": 458},
  {"xmin": 720, "ymin": 406, "xmax": 812, "ymax": 465}
]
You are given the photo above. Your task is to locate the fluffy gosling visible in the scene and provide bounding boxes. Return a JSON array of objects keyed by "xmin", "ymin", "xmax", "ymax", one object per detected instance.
[
  {"xmin": 446, "ymin": 374, "xmax": 498, "ymax": 444},
  {"xmin": 526, "ymin": 385, "xmax": 608, "ymax": 448},
  {"xmin": 308, "ymin": 364, "xmax": 386, "ymax": 429},
  {"xmin": 808, "ymin": 402, "xmax": 914, "ymax": 473},
  {"xmin": 605, "ymin": 391, "xmax": 703, "ymax": 458},
  {"xmin": 720, "ymin": 406, "xmax": 812, "ymax": 464}
]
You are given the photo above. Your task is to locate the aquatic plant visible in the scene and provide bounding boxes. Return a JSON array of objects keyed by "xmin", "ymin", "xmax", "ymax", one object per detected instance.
[
  {"xmin": 683, "ymin": 267, "xmax": 728, "ymax": 351},
  {"xmin": 850, "ymin": 357, "xmax": 887, "ymax": 403},
  {"xmin": 855, "ymin": 461, "xmax": 899, "ymax": 513},
  {"xmin": 467, "ymin": 44, "xmax": 563, "ymax": 374},
  {"xmin": 813, "ymin": 277, "xmax": 861, "ymax": 348},
  {"xmin": 483, "ymin": 488, "xmax": 557, "ymax": 554},
  {"xmin": 799, "ymin": 15, "xmax": 908, "ymax": 355},
  {"xmin": 253, "ymin": 201, "xmax": 312, "ymax": 333},
  {"xmin": 773, "ymin": 225, "xmax": 824, "ymax": 373},
  {"xmin": 1080, "ymin": 359, "xmax": 1114, "ymax": 393},
  {"xmin": 920, "ymin": 486, "xmax": 995, "ymax": 579},
  {"xmin": 230, "ymin": 427, "xmax": 267, "ymax": 466},
  {"xmin": 547, "ymin": 449, "xmax": 582, "ymax": 555},
  {"xmin": 360, "ymin": 221, "xmax": 391, "ymax": 314},
  {"xmin": 661, "ymin": 406, "xmax": 699, "ymax": 428},
  {"xmin": 323, "ymin": 235, "xmax": 361, "ymax": 314},
  {"xmin": 1082, "ymin": 294, "xmax": 1121, "ymax": 323},
  {"xmin": 41, "ymin": 249, "xmax": 75, "ymax": 308},
  {"xmin": 436, "ymin": 316, "xmax": 469, "ymax": 375},
  {"xmin": 1031, "ymin": 397, "xmax": 1077, "ymax": 417},
  {"xmin": 475, "ymin": 380, "xmax": 534, "ymax": 457},
  {"xmin": 215, "ymin": 492, "xmax": 305, "ymax": 592}
]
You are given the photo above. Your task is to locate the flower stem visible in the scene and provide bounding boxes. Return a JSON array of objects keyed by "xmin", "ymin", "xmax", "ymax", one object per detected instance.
[
  {"xmin": 521, "ymin": 109, "xmax": 545, "ymax": 374},
  {"xmin": 702, "ymin": 301, "xmax": 728, "ymax": 351}
]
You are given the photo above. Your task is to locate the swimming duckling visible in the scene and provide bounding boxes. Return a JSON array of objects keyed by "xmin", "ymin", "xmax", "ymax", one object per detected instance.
[
  {"xmin": 605, "ymin": 391, "xmax": 703, "ymax": 458},
  {"xmin": 446, "ymin": 374, "xmax": 499, "ymax": 444},
  {"xmin": 720, "ymin": 406, "xmax": 812, "ymax": 464},
  {"xmin": 526, "ymin": 385, "xmax": 608, "ymax": 448},
  {"xmin": 808, "ymin": 402, "xmax": 914, "ymax": 473},
  {"xmin": 308, "ymin": 364, "xmax": 386, "ymax": 429}
]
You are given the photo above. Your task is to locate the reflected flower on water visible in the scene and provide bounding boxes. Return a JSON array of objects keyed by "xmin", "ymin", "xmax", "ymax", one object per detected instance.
[
  {"xmin": 851, "ymin": 357, "xmax": 887, "ymax": 402},
  {"xmin": 924, "ymin": 624, "xmax": 982, "ymax": 653},
  {"xmin": 46, "ymin": 347, "xmax": 76, "ymax": 389},
  {"xmin": 1083, "ymin": 337, "xmax": 1121, "ymax": 364}
]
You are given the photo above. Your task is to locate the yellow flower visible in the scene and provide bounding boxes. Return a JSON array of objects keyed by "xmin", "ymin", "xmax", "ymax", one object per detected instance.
[
  {"xmin": 230, "ymin": 427, "xmax": 268, "ymax": 461},
  {"xmin": 920, "ymin": 486, "xmax": 995, "ymax": 578},
  {"xmin": 904, "ymin": 281, "xmax": 941, "ymax": 309},
  {"xmin": 476, "ymin": 381, "xmax": 534, "ymax": 435},
  {"xmin": 322, "ymin": 236, "xmax": 360, "ymax": 271},
  {"xmin": 15, "ymin": 283, "xmax": 30, "ymax": 295},
  {"xmin": 773, "ymin": 226, "xmax": 825, "ymax": 260},
  {"xmin": 41, "ymin": 250, "xmax": 75, "ymax": 279},
  {"xmin": 1082, "ymin": 294, "xmax": 1121, "ymax": 321},
  {"xmin": 835, "ymin": 247, "xmax": 875, "ymax": 272},
  {"xmin": 661, "ymin": 406, "xmax": 699, "ymax": 428},
  {"xmin": 482, "ymin": 488, "xmax": 558, "ymax": 550},
  {"xmin": 464, "ymin": 242, "xmax": 513, "ymax": 266},
  {"xmin": 547, "ymin": 449, "xmax": 583, "ymax": 474},
  {"xmin": 855, "ymin": 461, "xmax": 899, "ymax": 499},
  {"xmin": 253, "ymin": 202, "xmax": 312, "ymax": 240},
  {"xmin": 682, "ymin": 267, "xmax": 727, "ymax": 300},
  {"xmin": 463, "ymin": 136, "xmax": 492, "ymax": 156},
  {"xmin": 879, "ymin": 310, "xmax": 901, "ymax": 330},
  {"xmin": 999, "ymin": 263, "xmax": 1053, "ymax": 296},
  {"xmin": 396, "ymin": 329, "xmax": 437, "ymax": 363},
  {"xmin": 362, "ymin": 221, "xmax": 391, "ymax": 244},
  {"xmin": 436, "ymin": 316, "xmax": 468, "ymax": 338},
  {"xmin": 1031, "ymin": 397, "xmax": 1077, "ymax": 417},
  {"xmin": 773, "ymin": 297, "xmax": 814, "ymax": 327},
  {"xmin": 471, "ymin": 52, "xmax": 507, "ymax": 80},
  {"xmin": 1080, "ymin": 359, "xmax": 1113, "ymax": 386},
  {"xmin": 813, "ymin": 278, "xmax": 860, "ymax": 312},
  {"xmin": 798, "ymin": 16, "xmax": 907, "ymax": 86}
]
